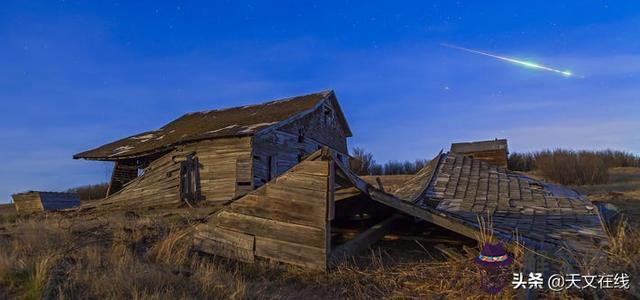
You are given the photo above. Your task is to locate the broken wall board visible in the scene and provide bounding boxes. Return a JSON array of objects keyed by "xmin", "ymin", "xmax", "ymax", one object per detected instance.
[
  {"xmin": 79, "ymin": 151, "xmax": 186, "ymax": 211},
  {"xmin": 193, "ymin": 224, "xmax": 255, "ymax": 263},
  {"xmin": 255, "ymin": 236, "xmax": 326, "ymax": 270},
  {"xmin": 194, "ymin": 157, "xmax": 332, "ymax": 271}
]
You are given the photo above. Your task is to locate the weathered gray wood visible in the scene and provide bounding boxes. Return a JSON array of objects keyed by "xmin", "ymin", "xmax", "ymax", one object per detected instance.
[
  {"xmin": 368, "ymin": 189, "xmax": 481, "ymax": 242},
  {"xmin": 254, "ymin": 236, "xmax": 327, "ymax": 271},
  {"xmin": 215, "ymin": 211, "xmax": 326, "ymax": 248},
  {"xmin": 230, "ymin": 195, "xmax": 326, "ymax": 227},
  {"xmin": 193, "ymin": 224, "xmax": 255, "ymax": 263}
]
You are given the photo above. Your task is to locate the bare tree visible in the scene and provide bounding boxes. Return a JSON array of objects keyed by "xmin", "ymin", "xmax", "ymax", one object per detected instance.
[{"xmin": 351, "ymin": 147, "xmax": 375, "ymax": 175}]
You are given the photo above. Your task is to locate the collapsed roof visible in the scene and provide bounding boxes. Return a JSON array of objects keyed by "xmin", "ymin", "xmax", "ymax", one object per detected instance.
[
  {"xmin": 74, "ymin": 90, "xmax": 351, "ymax": 160},
  {"xmin": 195, "ymin": 147, "xmax": 607, "ymax": 272}
]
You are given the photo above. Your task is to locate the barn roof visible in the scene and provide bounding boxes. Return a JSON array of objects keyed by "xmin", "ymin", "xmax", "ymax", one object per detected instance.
[
  {"xmin": 450, "ymin": 139, "xmax": 508, "ymax": 154},
  {"xmin": 391, "ymin": 152, "xmax": 605, "ymax": 254},
  {"xmin": 74, "ymin": 90, "xmax": 351, "ymax": 160}
]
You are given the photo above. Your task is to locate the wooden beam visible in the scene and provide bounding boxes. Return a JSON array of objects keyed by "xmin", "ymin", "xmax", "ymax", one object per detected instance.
[
  {"xmin": 368, "ymin": 190, "xmax": 481, "ymax": 242},
  {"xmin": 375, "ymin": 177, "xmax": 385, "ymax": 192},
  {"xmin": 329, "ymin": 214, "xmax": 403, "ymax": 265}
]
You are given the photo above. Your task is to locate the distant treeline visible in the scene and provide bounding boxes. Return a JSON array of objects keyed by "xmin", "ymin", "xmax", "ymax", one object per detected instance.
[
  {"xmin": 508, "ymin": 149, "xmax": 640, "ymax": 185},
  {"xmin": 351, "ymin": 147, "xmax": 428, "ymax": 175},
  {"xmin": 67, "ymin": 183, "xmax": 109, "ymax": 201},
  {"xmin": 353, "ymin": 147, "xmax": 640, "ymax": 185}
]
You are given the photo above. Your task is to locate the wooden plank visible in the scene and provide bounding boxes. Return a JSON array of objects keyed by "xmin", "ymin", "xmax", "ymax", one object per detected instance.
[
  {"xmin": 368, "ymin": 189, "xmax": 481, "ymax": 241},
  {"xmin": 334, "ymin": 187, "xmax": 362, "ymax": 201},
  {"xmin": 330, "ymin": 214, "xmax": 403, "ymax": 264},
  {"xmin": 288, "ymin": 160, "xmax": 329, "ymax": 177},
  {"xmin": 230, "ymin": 195, "xmax": 326, "ymax": 227},
  {"xmin": 194, "ymin": 224, "xmax": 254, "ymax": 250},
  {"xmin": 215, "ymin": 211, "xmax": 326, "ymax": 248},
  {"xmin": 266, "ymin": 184, "xmax": 327, "ymax": 205},
  {"xmin": 275, "ymin": 173, "xmax": 328, "ymax": 191},
  {"xmin": 254, "ymin": 236, "xmax": 326, "ymax": 271}
]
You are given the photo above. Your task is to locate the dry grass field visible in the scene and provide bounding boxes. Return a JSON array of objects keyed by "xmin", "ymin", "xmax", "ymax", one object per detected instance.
[{"xmin": 1, "ymin": 168, "xmax": 639, "ymax": 299}]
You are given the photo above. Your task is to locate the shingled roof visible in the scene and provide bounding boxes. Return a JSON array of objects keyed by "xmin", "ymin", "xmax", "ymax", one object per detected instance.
[
  {"xmin": 398, "ymin": 153, "xmax": 606, "ymax": 255},
  {"xmin": 74, "ymin": 90, "xmax": 351, "ymax": 160}
]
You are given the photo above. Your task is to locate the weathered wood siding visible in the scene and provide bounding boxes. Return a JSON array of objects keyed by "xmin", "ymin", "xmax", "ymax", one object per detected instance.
[
  {"xmin": 278, "ymin": 100, "xmax": 349, "ymax": 154},
  {"xmin": 252, "ymin": 100, "xmax": 349, "ymax": 188},
  {"xmin": 12, "ymin": 192, "xmax": 44, "ymax": 214},
  {"xmin": 194, "ymin": 158, "xmax": 334, "ymax": 271},
  {"xmin": 107, "ymin": 162, "xmax": 139, "ymax": 196},
  {"xmin": 181, "ymin": 137, "xmax": 253, "ymax": 205},
  {"xmin": 252, "ymin": 130, "xmax": 319, "ymax": 187},
  {"xmin": 81, "ymin": 151, "xmax": 184, "ymax": 210}
]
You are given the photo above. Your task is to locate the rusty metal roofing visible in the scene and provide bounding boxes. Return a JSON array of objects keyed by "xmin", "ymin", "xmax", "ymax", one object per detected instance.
[{"xmin": 75, "ymin": 90, "xmax": 350, "ymax": 160}]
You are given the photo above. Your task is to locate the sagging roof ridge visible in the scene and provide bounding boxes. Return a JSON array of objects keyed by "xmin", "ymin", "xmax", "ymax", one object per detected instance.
[{"xmin": 74, "ymin": 90, "xmax": 348, "ymax": 161}]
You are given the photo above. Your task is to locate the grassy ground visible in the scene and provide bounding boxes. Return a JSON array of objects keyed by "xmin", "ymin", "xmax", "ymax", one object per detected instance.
[
  {"xmin": 576, "ymin": 167, "xmax": 640, "ymax": 223},
  {"xmin": 0, "ymin": 168, "xmax": 639, "ymax": 299}
]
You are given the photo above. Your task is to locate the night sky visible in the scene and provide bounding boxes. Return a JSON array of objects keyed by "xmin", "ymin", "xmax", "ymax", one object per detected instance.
[{"xmin": 1, "ymin": 1, "xmax": 639, "ymax": 203}]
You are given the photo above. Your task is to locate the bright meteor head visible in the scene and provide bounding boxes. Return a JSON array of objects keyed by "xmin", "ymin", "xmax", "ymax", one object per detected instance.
[{"xmin": 441, "ymin": 43, "xmax": 575, "ymax": 78}]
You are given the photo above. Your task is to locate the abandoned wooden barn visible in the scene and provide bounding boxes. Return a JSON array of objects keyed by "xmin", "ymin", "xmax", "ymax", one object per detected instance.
[
  {"xmin": 73, "ymin": 90, "xmax": 352, "ymax": 210},
  {"xmin": 450, "ymin": 139, "xmax": 509, "ymax": 168},
  {"xmin": 194, "ymin": 147, "xmax": 607, "ymax": 273},
  {"xmin": 11, "ymin": 191, "xmax": 80, "ymax": 214}
]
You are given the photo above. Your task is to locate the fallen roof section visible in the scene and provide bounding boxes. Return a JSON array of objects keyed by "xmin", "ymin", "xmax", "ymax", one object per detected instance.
[
  {"xmin": 74, "ymin": 90, "xmax": 351, "ymax": 160},
  {"xmin": 193, "ymin": 148, "xmax": 607, "ymax": 272}
]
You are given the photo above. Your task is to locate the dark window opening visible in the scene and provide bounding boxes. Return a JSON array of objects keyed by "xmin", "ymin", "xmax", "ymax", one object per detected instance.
[
  {"xmin": 237, "ymin": 182, "xmax": 251, "ymax": 186},
  {"xmin": 298, "ymin": 129, "xmax": 305, "ymax": 143},
  {"xmin": 179, "ymin": 155, "xmax": 200, "ymax": 206},
  {"xmin": 323, "ymin": 105, "xmax": 334, "ymax": 126},
  {"xmin": 267, "ymin": 156, "xmax": 273, "ymax": 180}
]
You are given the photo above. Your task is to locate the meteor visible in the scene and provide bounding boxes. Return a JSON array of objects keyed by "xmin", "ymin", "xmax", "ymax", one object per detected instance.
[{"xmin": 441, "ymin": 43, "xmax": 573, "ymax": 77}]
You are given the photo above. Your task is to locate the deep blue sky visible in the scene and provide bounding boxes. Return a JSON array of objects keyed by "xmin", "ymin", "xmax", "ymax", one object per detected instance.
[{"xmin": 2, "ymin": 1, "xmax": 639, "ymax": 203}]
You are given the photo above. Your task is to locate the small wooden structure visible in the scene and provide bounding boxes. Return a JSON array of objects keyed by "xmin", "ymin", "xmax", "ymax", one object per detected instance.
[
  {"xmin": 74, "ymin": 90, "xmax": 352, "ymax": 210},
  {"xmin": 11, "ymin": 191, "xmax": 80, "ymax": 214},
  {"xmin": 450, "ymin": 139, "xmax": 509, "ymax": 168}
]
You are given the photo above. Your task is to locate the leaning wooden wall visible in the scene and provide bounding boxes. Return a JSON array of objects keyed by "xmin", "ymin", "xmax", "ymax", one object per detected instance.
[
  {"xmin": 181, "ymin": 137, "xmax": 253, "ymax": 205},
  {"xmin": 12, "ymin": 192, "xmax": 44, "ymax": 214},
  {"xmin": 194, "ymin": 158, "xmax": 334, "ymax": 271},
  {"xmin": 81, "ymin": 150, "xmax": 185, "ymax": 210}
]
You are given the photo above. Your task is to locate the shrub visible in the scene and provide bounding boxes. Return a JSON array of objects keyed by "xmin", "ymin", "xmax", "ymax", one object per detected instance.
[
  {"xmin": 508, "ymin": 149, "xmax": 639, "ymax": 185},
  {"xmin": 350, "ymin": 148, "xmax": 428, "ymax": 175},
  {"xmin": 66, "ymin": 183, "xmax": 109, "ymax": 201}
]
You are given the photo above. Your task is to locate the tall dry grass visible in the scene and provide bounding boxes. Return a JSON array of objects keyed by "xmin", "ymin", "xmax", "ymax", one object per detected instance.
[{"xmin": 0, "ymin": 210, "xmax": 638, "ymax": 298}]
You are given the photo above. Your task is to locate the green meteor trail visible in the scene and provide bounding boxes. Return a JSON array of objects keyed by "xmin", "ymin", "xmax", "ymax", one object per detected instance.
[{"xmin": 441, "ymin": 43, "xmax": 573, "ymax": 77}]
